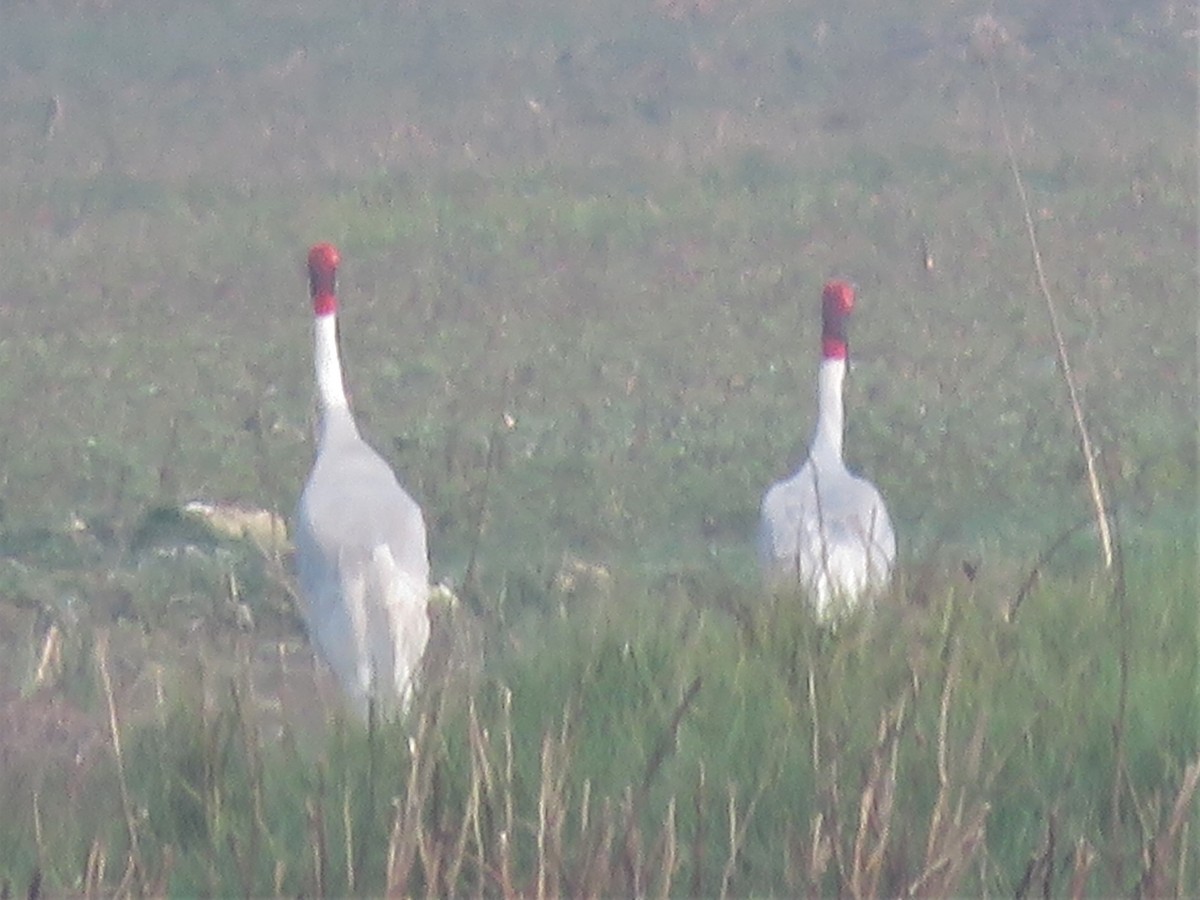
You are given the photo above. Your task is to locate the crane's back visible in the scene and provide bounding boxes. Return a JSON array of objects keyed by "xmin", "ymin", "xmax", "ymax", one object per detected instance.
[
  {"xmin": 300, "ymin": 425, "xmax": 429, "ymax": 580},
  {"xmin": 759, "ymin": 460, "xmax": 895, "ymax": 615}
]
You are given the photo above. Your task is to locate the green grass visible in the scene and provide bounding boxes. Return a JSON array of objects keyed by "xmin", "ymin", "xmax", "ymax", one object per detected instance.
[
  {"xmin": 0, "ymin": 0, "xmax": 1195, "ymax": 895},
  {"xmin": 0, "ymin": 539, "xmax": 1194, "ymax": 895}
]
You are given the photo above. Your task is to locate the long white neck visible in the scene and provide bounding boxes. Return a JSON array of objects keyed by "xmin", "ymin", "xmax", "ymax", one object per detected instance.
[
  {"xmin": 809, "ymin": 357, "xmax": 845, "ymax": 467},
  {"xmin": 313, "ymin": 313, "xmax": 354, "ymax": 428}
]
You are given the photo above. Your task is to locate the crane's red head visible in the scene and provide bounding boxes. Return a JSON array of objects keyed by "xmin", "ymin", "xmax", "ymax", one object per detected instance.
[
  {"xmin": 821, "ymin": 280, "xmax": 854, "ymax": 360},
  {"xmin": 308, "ymin": 243, "xmax": 340, "ymax": 316}
]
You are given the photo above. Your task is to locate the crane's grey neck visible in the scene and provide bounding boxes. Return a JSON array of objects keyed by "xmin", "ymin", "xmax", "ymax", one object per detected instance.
[
  {"xmin": 810, "ymin": 357, "xmax": 845, "ymax": 466},
  {"xmin": 312, "ymin": 314, "xmax": 352, "ymax": 434}
]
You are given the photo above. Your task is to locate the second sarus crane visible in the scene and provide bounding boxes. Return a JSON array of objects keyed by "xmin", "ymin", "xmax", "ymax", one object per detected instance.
[{"xmin": 759, "ymin": 280, "xmax": 896, "ymax": 619}]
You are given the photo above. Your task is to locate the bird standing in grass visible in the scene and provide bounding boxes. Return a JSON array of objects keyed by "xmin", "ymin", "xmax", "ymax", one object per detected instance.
[
  {"xmin": 759, "ymin": 280, "xmax": 895, "ymax": 618},
  {"xmin": 293, "ymin": 243, "xmax": 430, "ymax": 717}
]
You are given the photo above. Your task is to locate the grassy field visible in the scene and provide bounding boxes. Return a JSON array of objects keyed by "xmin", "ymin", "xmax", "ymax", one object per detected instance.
[{"xmin": 0, "ymin": 0, "xmax": 1195, "ymax": 895}]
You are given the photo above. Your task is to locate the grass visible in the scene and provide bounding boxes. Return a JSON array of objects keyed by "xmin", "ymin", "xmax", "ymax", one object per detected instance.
[
  {"xmin": 0, "ymin": 0, "xmax": 1195, "ymax": 895},
  {"xmin": 0, "ymin": 539, "xmax": 1194, "ymax": 895}
]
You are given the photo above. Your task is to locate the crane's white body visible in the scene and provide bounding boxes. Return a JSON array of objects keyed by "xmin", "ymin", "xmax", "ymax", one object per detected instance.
[
  {"xmin": 294, "ymin": 254, "xmax": 430, "ymax": 717},
  {"xmin": 759, "ymin": 300, "xmax": 895, "ymax": 618}
]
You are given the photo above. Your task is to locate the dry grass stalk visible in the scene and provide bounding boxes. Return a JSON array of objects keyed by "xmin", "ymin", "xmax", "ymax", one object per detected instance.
[
  {"xmin": 441, "ymin": 732, "xmax": 479, "ymax": 893},
  {"xmin": 907, "ymin": 802, "xmax": 989, "ymax": 897},
  {"xmin": 584, "ymin": 797, "xmax": 621, "ymax": 898},
  {"xmin": 1177, "ymin": 820, "xmax": 1190, "ymax": 899},
  {"xmin": 1110, "ymin": 528, "xmax": 1132, "ymax": 880},
  {"xmin": 924, "ymin": 646, "xmax": 957, "ymax": 863},
  {"xmin": 986, "ymin": 54, "xmax": 1113, "ymax": 569},
  {"xmin": 464, "ymin": 697, "xmax": 494, "ymax": 896},
  {"xmin": 1017, "ymin": 825, "xmax": 1056, "ymax": 900},
  {"xmin": 579, "ymin": 779, "xmax": 591, "ymax": 839},
  {"xmin": 81, "ymin": 838, "xmax": 105, "ymax": 900},
  {"xmin": 720, "ymin": 771, "xmax": 771, "ymax": 900},
  {"xmin": 32, "ymin": 623, "xmax": 62, "ymax": 689},
  {"xmin": 781, "ymin": 820, "xmax": 799, "ymax": 893},
  {"xmin": 32, "ymin": 789, "xmax": 45, "ymax": 877},
  {"xmin": 824, "ymin": 756, "xmax": 850, "ymax": 888},
  {"xmin": 536, "ymin": 727, "xmax": 569, "ymax": 900},
  {"xmin": 246, "ymin": 716, "xmax": 275, "ymax": 885},
  {"xmin": 690, "ymin": 764, "xmax": 707, "ymax": 898},
  {"xmin": 415, "ymin": 800, "xmax": 440, "ymax": 900},
  {"xmin": 622, "ymin": 787, "xmax": 643, "ymax": 896},
  {"xmin": 1136, "ymin": 756, "xmax": 1200, "ymax": 899},
  {"xmin": 96, "ymin": 634, "xmax": 141, "ymax": 893},
  {"xmin": 717, "ymin": 785, "xmax": 737, "ymax": 900},
  {"xmin": 1031, "ymin": 811, "xmax": 1056, "ymax": 899},
  {"xmin": 804, "ymin": 654, "xmax": 842, "ymax": 895},
  {"xmin": 385, "ymin": 710, "xmax": 435, "ymax": 896},
  {"xmin": 498, "ymin": 686, "xmax": 516, "ymax": 898},
  {"xmin": 807, "ymin": 661, "xmax": 821, "ymax": 774},
  {"xmin": 221, "ymin": 679, "xmax": 265, "ymax": 897},
  {"xmin": 412, "ymin": 684, "xmax": 457, "ymax": 899},
  {"xmin": 653, "ymin": 796, "xmax": 678, "ymax": 900},
  {"xmin": 577, "ymin": 674, "xmax": 701, "ymax": 895},
  {"xmin": 849, "ymin": 698, "xmax": 905, "ymax": 899},
  {"xmin": 420, "ymin": 689, "xmax": 456, "ymax": 896},
  {"xmin": 305, "ymin": 793, "xmax": 328, "ymax": 898},
  {"xmin": 342, "ymin": 785, "xmax": 355, "ymax": 894},
  {"xmin": 907, "ymin": 641, "xmax": 991, "ymax": 897},
  {"xmin": 805, "ymin": 812, "xmax": 832, "ymax": 894},
  {"xmin": 384, "ymin": 800, "xmax": 409, "ymax": 894},
  {"xmin": 1068, "ymin": 837, "xmax": 1096, "ymax": 900},
  {"xmin": 142, "ymin": 847, "xmax": 174, "ymax": 898},
  {"xmin": 496, "ymin": 830, "xmax": 515, "ymax": 899}
]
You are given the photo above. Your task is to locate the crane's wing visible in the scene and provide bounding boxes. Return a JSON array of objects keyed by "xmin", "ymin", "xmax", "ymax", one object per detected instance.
[
  {"xmin": 292, "ymin": 524, "xmax": 372, "ymax": 710},
  {"xmin": 758, "ymin": 467, "xmax": 819, "ymax": 577},
  {"xmin": 293, "ymin": 526, "xmax": 431, "ymax": 715},
  {"xmin": 859, "ymin": 484, "xmax": 896, "ymax": 582},
  {"xmin": 362, "ymin": 542, "xmax": 430, "ymax": 708}
]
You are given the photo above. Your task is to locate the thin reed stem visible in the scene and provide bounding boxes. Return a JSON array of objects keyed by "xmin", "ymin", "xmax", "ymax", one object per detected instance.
[
  {"xmin": 97, "ymin": 634, "xmax": 140, "ymax": 892},
  {"xmin": 985, "ymin": 52, "xmax": 1113, "ymax": 569}
]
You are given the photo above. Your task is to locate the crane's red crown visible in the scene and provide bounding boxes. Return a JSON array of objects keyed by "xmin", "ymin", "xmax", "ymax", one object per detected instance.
[
  {"xmin": 822, "ymin": 280, "xmax": 855, "ymax": 316},
  {"xmin": 821, "ymin": 280, "xmax": 854, "ymax": 360},
  {"xmin": 308, "ymin": 243, "xmax": 340, "ymax": 315}
]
